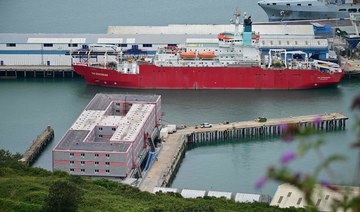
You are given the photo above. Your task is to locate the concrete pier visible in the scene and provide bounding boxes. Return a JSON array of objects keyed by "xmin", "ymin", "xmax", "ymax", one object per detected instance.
[
  {"xmin": 0, "ymin": 66, "xmax": 76, "ymax": 79},
  {"xmin": 19, "ymin": 126, "xmax": 54, "ymax": 165},
  {"xmin": 139, "ymin": 112, "xmax": 348, "ymax": 193}
]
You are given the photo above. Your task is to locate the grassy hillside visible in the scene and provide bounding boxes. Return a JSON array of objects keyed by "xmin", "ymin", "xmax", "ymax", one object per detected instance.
[{"xmin": 0, "ymin": 150, "xmax": 301, "ymax": 211}]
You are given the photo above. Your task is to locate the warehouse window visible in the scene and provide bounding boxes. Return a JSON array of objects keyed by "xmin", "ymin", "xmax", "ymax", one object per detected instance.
[
  {"xmin": 6, "ymin": 43, "xmax": 16, "ymax": 47},
  {"xmin": 143, "ymin": 44, "xmax": 152, "ymax": 47},
  {"xmin": 43, "ymin": 43, "xmax": 53, "ymax": 47}
]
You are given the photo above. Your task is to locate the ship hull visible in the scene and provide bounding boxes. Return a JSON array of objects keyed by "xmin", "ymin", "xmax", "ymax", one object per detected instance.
[
  {"xmin": 258, "ymin": 1, "xmax": 357, "ymax": 21},
  {"xmin": 73, "ymin": 64, "xmax": 343, "ymax": 89}
]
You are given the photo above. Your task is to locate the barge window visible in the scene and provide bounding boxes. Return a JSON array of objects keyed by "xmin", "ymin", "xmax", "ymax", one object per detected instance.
[
  {"xmin": 143, "ymin": 44, "xmax": 152, "ymax": 47},
  {"xmin": 68, "ymin": 43, "xmax": 78, "ymax": 47},
  {"xmin": 118, "ymin": 44, "xmax": 127, "ymax": 47},
  {"xmin": 106, "ymin": 170, "xmax": 110, "ymax": 173},
  {"xmin": 95, "ymin": 169, "xmax": 99, "ymax": 173},
  {"xmin": 349, "ymin": 8, "xmax": 357, "ymax": 12},
  {"xmin": 167, "ymin": 44, "xmax": 177, "ymax": 47},
  {"xmin": 272, "ymin": 3, "xmax": 276, "ymax": 5},
  {"xmin": 6, "ymin": 43, "xmax": 16, "ymax": 47},
  {"xmin": 106, "ymin": 154, "xmax": 110, "ymax": 157},
  {"xmin": 95, "ymin": 153, "xmax": 99, "ymax": 157},
  {"xmin": 81, "ymin": 169, "xmax": 85, "ymax": 172},
  {"xmin": 105, "ymin": 162, "xmax": 110, "ymax": 165},
  {"xmin": 286, "ymin": 3, "xmax": 290, "ymax": 6},
  {"xmin": 297, "ymin": 3, "xmax": 301, "ymax": 6},
  {"xmin": 43, "ymin": 43, "xmax": 53, "ymax": 47},
  {"xmin": 95, "ymin": 161, "xmax": 99, "ymax": 165},
  {"xmin": 339, "ymin": 9, "xmax": 346, "ymax": 11},
  {"xmin": 308, "ymin": 4, "xmax": 312, "ymax": 6},
  {"xmin": 70, "ymin": 168, "xmax": 74, "ymax": 171},
  {"xmin": 81, "ymin": 153, "xmax": 85, "ymax": 157}
]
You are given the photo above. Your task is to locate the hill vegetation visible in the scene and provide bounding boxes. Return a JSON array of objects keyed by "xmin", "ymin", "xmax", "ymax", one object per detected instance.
[{"xmin": 0, "ymin": 149, "xmax": 301, "ymax": 211}]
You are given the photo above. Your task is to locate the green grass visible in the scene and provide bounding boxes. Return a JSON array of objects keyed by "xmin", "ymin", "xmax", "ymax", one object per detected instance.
[{"xmin": 0, "ymin": 149, "xmax": 302, "ymax": 211}]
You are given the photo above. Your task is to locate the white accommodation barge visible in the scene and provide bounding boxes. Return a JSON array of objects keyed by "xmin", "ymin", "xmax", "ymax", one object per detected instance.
[{"xmin": 52, "ymin": 93, "xmax": 161, "ymax": 179}]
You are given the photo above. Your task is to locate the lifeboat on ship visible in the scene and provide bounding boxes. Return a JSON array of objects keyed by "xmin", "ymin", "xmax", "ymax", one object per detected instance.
[
  {"xmin": 180, "ymin": 51, "xmax": 196, "ymax": 59},
  {"xmin": 198, "ymin": 51, "xmax": 215, "ymax": 59}
]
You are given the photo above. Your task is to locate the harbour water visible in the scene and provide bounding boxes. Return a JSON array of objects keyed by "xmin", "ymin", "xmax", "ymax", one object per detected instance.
[
  {"xmin": 0, "ymin": 0, "xmax": 359, "ymax": 197},
  {"xmin": 0, "ymin": 78, "xmax": 359, "ymax": 196},
  {"xmin": 0, "ymin": 0, "xmax": 267, "ymax": 33}
]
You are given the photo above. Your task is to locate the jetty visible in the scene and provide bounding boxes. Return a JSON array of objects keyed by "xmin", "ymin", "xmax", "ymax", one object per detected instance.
[
  {"xmin": 139, "ymin": 112, "xmax": 348, "ymax": 193},
  {"xmin": 19, "ymin": 126, "xmax": 54, "ymax": 165},
  {"xmin": 0, "ymin": 66, "xmax": 75, "ymax": 79}
]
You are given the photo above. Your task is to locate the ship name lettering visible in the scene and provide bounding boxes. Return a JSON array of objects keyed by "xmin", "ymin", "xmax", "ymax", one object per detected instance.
[{"xmin": 91, "ymin": 72, "xmax": 108, "ymax": 77}]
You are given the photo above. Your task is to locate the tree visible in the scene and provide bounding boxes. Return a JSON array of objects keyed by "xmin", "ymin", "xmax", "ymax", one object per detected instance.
[{"xmin": 43, "ymin": 180, "xmax": 83, "ymax": 212}]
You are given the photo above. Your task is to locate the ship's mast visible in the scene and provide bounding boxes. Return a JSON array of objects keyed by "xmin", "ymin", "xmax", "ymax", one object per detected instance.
[{"xmin": 233, "ymin": 8, "xmax": 241, "ymax": 36}]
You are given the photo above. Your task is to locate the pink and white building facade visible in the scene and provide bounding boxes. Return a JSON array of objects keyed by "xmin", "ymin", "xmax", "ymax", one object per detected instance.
[{"xmin": 52, "ymin": 93, "xmax": 161, "ymax": 179}]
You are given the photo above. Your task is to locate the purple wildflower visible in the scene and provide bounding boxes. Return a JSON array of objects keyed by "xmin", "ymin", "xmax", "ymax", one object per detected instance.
[
  {"xmin": 319, "ymin": 179, "xmax": 338, "ymax": 191},
  {"xmin": 313, "ymin": 116, "xmax": 322, "ymax": 125},
  {"xmin": 279, "ymin": 123, "xmax": 287, "ymax": 132},
  {"xmin": 351, "ymin": 94, "xmax": 360, "ymax": 110},
  {"xmin": 283, "ymin": 134, "xmax": 294, "ymax": 143},
  {"xmin": 280, "ymin": 151, "xmax": 297, "ymax": 165},
  {"xmin": 319, "ymin": 179, "xmax": 331, "ymax": 187},
  {"xmin": 255, "ymin": 176, "xmax": 267, "ymax": 189}
]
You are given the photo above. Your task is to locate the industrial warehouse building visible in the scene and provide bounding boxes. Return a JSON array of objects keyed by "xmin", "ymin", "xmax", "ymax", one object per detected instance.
[
  {"xmin": 52, "ymin": 93, "xmax": 161, "ymax": 178},
  {"xmin": 0, "ymin": 24, "xmax": 331, "ymax": 67}
]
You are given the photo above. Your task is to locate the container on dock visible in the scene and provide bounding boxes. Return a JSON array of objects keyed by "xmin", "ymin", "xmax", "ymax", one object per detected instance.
[
  {"xmin": 167, "ymin": 124, "xmax": 177, "ymax": 134},
  {"xmin": 160, "ymin": 127, "xmax": 169, "ymax": 140}
]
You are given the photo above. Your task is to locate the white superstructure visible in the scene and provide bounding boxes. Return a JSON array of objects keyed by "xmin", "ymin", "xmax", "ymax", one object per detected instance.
[{"xmin": 258, "ymin": 0, "xmax": 360, "ymax": 21}]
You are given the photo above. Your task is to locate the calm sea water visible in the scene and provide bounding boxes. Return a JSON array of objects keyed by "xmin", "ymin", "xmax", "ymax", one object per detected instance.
[
  {"xmin": 0, "ymin": 78, "xmax": 359, "ymax": 196},
  {"xmin": 0, "ymin": 0, "xmax": 359, "ymax": 197},
  {"xmin": 0, "ymin": 0, "xmax": 267, "ymax": 33}
]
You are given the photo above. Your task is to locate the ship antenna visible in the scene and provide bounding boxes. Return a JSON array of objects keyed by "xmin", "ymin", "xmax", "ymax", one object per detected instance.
[{"xmin": 233, "ymin": 7, "xmax": 241, "ymax": 36}]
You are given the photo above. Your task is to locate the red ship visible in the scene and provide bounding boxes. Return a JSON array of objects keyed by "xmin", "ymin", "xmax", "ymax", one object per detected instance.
[{"xmin": 72, "ymin": 10, "xmax": 344, "ymax": 89}]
